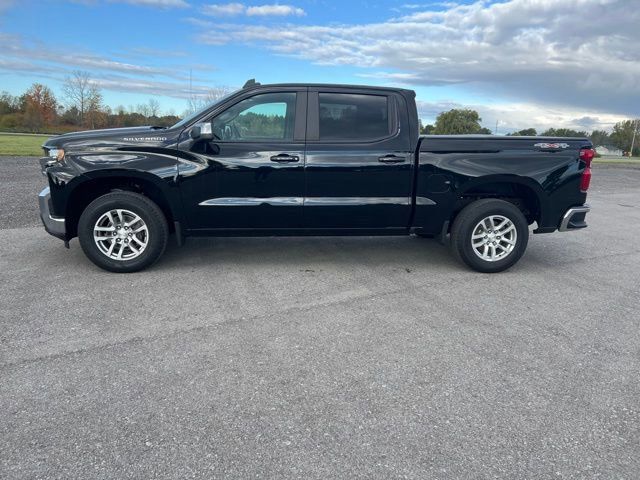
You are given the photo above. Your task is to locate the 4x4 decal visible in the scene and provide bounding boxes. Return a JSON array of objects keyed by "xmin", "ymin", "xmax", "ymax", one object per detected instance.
[{"xmin": 534, "ymin": 142, "xmax": 570, "ymax": 149}]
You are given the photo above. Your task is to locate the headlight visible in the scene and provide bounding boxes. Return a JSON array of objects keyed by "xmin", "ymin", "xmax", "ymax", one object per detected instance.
[{"xmin": 48, "ymin": 148, "xmax": 65, "ymax": 162}]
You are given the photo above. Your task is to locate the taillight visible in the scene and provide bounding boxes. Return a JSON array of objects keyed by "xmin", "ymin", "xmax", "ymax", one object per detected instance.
[{"xmin": 579, "ymin": 148, "xmax": 594, "ymax": 192}]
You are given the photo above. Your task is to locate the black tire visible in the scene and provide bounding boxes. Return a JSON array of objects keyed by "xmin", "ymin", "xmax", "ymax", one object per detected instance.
[
  {"xmin": 450, "ymin": 198, "xmax": 529, "ymax": 273},
  {"xmin": 78, "ymin": 191, "xmax": 168, "ymax": 273}
]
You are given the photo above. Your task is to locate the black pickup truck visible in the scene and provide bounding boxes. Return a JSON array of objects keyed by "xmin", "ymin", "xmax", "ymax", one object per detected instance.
[{"xmin": 38, "ymin": 80, "xmax": 593, "ymax": 273}]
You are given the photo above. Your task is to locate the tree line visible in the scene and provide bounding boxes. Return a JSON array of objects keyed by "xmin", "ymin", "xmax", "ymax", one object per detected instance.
[
  {"xmin": 421, "ymin": 109, "xmax": 639, "ymax": 156},
  {"xmin": 0, "ymin": 71, "xmax": 180, "ymax": 134}
]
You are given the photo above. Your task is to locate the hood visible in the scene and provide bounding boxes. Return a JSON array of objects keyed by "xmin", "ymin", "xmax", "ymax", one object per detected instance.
[{"xmin": 43, "ymin": 126, "xmax": 180, "ymax": 151}]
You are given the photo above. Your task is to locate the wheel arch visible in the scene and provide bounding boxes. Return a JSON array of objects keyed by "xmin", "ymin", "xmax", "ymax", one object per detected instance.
[
  {"xmin": 63, "ymin": 170, "xmax": 179, "ymax": 239},
  {"xmin": 455, "ymin": 175, "xmax": 547, "ymax": 226}
]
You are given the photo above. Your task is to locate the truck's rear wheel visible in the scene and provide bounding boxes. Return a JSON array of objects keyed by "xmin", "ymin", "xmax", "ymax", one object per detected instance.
[
  {"xmin": 78, "ymin": 192, "xmax": 168, "ymax": 273},
  {"xmin": 450, "ymin": 199, "xmax": 528, "ymax": 273}
]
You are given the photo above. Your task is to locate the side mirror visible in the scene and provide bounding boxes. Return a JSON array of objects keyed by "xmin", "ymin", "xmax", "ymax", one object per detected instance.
[{"xmin": 190, "ymin": 122, "xmax": 214, "ymax": 140}]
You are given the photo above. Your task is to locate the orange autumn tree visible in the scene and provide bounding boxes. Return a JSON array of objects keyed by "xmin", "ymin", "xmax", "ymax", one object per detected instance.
[{"xmin": 24, "ymin": 83, "xmax": 58, "ymax": 132}]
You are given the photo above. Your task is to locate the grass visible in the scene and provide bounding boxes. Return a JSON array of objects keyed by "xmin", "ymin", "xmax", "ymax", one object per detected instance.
[
  {"xmin": 0, "ymin": 133, "xmax": 51, "ymax": 156},
  {"xmin": 594, "ymin": 155, "xmax": 640, "ymax": 165}
]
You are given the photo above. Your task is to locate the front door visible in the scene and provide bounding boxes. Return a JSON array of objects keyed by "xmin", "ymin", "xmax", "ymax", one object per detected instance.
[
  {"xmin": 178, "ymin": 89, "xmax": 307, "ymax": 231},
  {"xmin": 303, "ymin": 89, "xmax": 414, "ymax": 230}
]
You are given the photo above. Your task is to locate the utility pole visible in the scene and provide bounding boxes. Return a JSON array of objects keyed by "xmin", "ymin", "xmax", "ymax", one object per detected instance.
[{"xmin": 495, "ymin": 120, "xmax": 498, "ymax": 135}]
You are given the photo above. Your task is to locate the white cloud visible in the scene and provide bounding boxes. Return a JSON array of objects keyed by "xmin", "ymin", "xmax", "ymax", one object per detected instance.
[
  {"xmin": 246, "ymin": 4, "xmax": 305, "ymax": 16},
  {"xmin": 183, "ymin": 16, "xmax": 215, "ymax": 27},
  {"xmin": 202, "ymin": 3, "xmax": 305, "ymax": 17},
  {"xmin": 93, "ymin": 74, "xmax": 213, "ymax": 99},
  {"xmin": 202, "ymin": 2, "xmax": 245, "ymax": 16},
  {"xmin": 0, "ymin": 34, "xmax": 182, "ymax": 78},
  {"xmin": 192, "ymin": 0, "xmax": 640, "ymax": 119},
  {"xmin": 0, "ymin": 32, "xmax": 219, "ymax": 104}
]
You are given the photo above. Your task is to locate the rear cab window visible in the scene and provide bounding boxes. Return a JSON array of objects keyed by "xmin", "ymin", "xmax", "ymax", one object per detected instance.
[{"xmin": 308, "ymin": 91, "xmax": 396, "ymax": 142}]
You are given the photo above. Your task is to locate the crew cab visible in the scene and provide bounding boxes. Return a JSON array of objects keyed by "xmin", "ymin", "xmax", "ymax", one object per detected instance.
[{"xmin": 38, "ymin": 80, "xmax": 593, "ymax": 273}]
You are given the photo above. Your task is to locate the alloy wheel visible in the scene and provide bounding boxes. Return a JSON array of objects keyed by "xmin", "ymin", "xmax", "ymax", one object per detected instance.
[
  {"xmin": 470, "ymin": 214, "xmax": 517, "ymax": 262},
  {"xmin": 93, "ymin": 209, "xmax": 149, "ymax": 260}
]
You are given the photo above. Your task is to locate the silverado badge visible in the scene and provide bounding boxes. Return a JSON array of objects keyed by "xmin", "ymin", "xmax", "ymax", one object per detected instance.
[{"xmin": 122, "ymin": 137, "xmax": 168, "ymax": 142}]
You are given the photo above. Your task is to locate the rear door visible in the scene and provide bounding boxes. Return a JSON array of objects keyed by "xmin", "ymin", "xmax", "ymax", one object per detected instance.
[{"xmin": 304, "ymin": 88, "xmax": 414, "ymax": 230}]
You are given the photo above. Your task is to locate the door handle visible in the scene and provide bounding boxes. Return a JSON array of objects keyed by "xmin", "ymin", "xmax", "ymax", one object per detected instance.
[
  {"xmin": 270, "ymin": 154, "xmax": 300, "ymax": 163},
  {"xmin": 378, "ymin": 155, "xmax": 406, "ymax": 164}
]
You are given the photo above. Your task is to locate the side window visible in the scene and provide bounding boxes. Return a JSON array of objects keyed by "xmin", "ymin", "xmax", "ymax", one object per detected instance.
[
  {"xmin": 212, "ymin": 92, "xmax": 296, "ymax": 142},
  {"xmin": 318, "ymin": 93, "xmax": 390, "ymax": 141}
]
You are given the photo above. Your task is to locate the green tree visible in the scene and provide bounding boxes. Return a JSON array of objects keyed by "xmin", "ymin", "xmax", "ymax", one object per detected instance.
[
  {"xmin": 235, "ymin": 112, "xmax": 287, "ymax": 138},
  {"xmin": 421, "ymin": 123, "xmax": 435, "ymax": 134},
  {"xmin": 508, "ymin": 128, "xmax": 537, "ymax": 136},
  {"xmin": 24, "ymin": 102, "xmax": 43, "ymax": 132},
  {"xmin": 0, "ymin": 91, "xmax": 20, "ymax": 115},
  {"xmin": 610, "ymin": 120, "xmax": 639, "ymax": 156},
  {"xmin": 433, "ymin": 109, "xmax": 490, "ymax": 135},
  {"xmin": 541, "ymin": 128, "xmax": 587, "ymax": 137},
  {"xmin": 589, "ymin": 129, "xmax": 610, "ymax": 147},
  {"xmin": 0, "ymin": 112, "xmax": 23, "ymax": 130},
  {"xmin": 85, "ymin": 87, "xmax": 104, "ymax": 129},
  {"xmin": 61, "ymin": 106, "xmax": 81, "ymax": 126}
]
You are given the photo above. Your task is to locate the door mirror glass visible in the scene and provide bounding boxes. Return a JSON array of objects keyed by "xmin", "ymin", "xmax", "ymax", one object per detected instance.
[{"xmin": 190, "ymin": 122, "xmax": 214, "ymax": 140}]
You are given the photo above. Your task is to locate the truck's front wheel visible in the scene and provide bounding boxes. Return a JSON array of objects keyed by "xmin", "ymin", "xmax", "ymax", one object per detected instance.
[
  {"xmin": 78, "ymin": 192, "xmax": 168, "ymax": 273},
  {"xmin": 450, "ymin": 199, "xmax": 529, "ymax": 273}
]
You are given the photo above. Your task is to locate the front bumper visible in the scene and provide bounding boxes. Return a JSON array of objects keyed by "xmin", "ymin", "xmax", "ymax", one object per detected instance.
[
  {"xmin": 39, "ymin": 187, "xmax": 66, "ymax": 240},
  {"xmin": 39, "ymin": 156, "xmax": 57, "ymax": 176},
  {"xmin": 558, "ymin": 204, "xmax": 590, "ymax": 232}
]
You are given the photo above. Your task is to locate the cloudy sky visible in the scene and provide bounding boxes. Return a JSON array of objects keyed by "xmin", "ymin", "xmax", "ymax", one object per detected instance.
[{"xmin": 0, "ymin": 0, "xmax": 638, "ymax": 132}]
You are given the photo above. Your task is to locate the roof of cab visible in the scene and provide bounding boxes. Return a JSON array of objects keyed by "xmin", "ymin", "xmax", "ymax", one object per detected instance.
[{"xmin": 242, "ymin": 79, "xmax": 415, "ymax": 96}]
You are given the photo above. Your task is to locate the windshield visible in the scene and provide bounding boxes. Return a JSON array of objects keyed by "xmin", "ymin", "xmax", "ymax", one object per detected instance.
[{"xmin": 171, "ymin": 89, "xmax": 240, "ymax": 130}]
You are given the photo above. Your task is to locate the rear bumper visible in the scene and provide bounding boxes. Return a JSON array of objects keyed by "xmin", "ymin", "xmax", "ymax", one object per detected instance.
[
  {"xmin": 558, "ymin": 204, "xmax": 590, "ymax": 232},
  {"xmin": 39, "ymin": 187, "xmax": 66, "ymax": 240}
]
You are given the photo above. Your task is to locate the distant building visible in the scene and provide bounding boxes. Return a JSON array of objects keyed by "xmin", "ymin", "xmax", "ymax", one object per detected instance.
[{"xmin": 595, "ymin": 145, "xmax": 623, "ymax": 156}]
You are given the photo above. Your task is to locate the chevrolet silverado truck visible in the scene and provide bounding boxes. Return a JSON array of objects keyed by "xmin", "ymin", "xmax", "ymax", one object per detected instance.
[{"xmin": 38, "ymin": 80, "xmax": 593, "ymax": 273}]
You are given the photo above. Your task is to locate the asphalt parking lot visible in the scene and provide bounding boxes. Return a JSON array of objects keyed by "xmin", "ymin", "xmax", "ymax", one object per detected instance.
[{"xmin": 1, "ymin": 157, "xmax": 639, "ymax": 479}]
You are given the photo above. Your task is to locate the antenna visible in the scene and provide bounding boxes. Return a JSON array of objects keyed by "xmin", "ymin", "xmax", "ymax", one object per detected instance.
[
  {"xmin": 189, "ymin": 69, "xmax": 193, "ymax": 112},
  {"xmin": 243, "ymin": 78, "xmax": 260, "ymax": 89}
]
